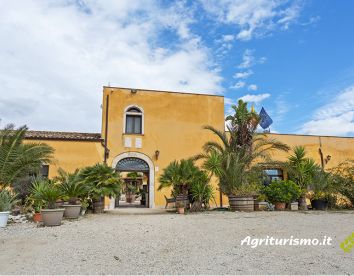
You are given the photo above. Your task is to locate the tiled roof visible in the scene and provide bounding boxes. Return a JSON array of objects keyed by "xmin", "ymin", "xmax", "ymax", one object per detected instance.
[{"xmin": 25, "ymin": 131, "xmax": 102, "ymax": 141}]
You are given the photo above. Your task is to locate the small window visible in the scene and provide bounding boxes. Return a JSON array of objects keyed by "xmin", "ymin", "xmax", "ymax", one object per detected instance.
[
  {"xmin": 125, "ymin": 106, "xmax": 143, "ymax": 134},
  {"xmin": 263, "ymin": 169, "xmax": 283, "ymax": 185},
  {"xmin": 40, "ymin": 165, "xmax": 49, "ymax": 178}
]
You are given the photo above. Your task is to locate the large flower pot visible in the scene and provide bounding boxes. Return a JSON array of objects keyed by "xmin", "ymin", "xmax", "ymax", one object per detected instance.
[
  {"xmin": 33, "ymin": 213, "xmax": 42, "ymax": 223},
  {"xmin": 93, "ymin": 199, "xmax": 104, "ymax": 214},
  {"xmin": 0, "ymin": 211, "xmax": 10, "ymax": 227},
  {"xmin": 63, "ymin": 205, "xmax": 81, "ymax": 219},
  {"xmin": 274, "ymin": 202, "xmax": 286, "ymax": 211},
  {"xmin": 311, "ymin": 199, "xmax": 328, "ymax": 210},
  {"xmin": 41, "ymin": 209, "xmax": 65, "ymax": 226},
  {"xmin": 228, "ymin": 196, "xmax": 254, "ymax": 212}
]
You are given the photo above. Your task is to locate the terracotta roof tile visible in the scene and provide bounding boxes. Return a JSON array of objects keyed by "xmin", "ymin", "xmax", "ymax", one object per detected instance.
[{"xmin": 25, "ymin": 131, "xmax": 102, "ymax": 141}]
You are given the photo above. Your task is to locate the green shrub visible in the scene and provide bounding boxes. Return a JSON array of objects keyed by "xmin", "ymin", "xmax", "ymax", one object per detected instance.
[
  {"xmin": 30, "ymin": 179, "xmax": 62, "ymax": 209},
  {"xmin": 262, "ymin": 180, "xmax": 301, "ymax": 204},
  {"xmin": 0, "ymin": 189, "xmax": 18, "ymax": 212}
]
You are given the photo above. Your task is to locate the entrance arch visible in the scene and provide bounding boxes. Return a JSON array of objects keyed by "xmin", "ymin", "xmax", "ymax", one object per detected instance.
[{"xmin": 112, "ymin": 152, "xmax": 155, "ymax": 208}]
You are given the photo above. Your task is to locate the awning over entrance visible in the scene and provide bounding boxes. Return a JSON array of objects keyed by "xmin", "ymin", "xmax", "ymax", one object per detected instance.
[{"xmin": 116, "ymin": 157, "xmax": 149, "ymax": 172}]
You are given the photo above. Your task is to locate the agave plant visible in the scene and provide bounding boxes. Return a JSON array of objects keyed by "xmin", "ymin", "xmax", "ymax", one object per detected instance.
[
  {"xmin": 30, "ymin": 179, "xmax": 62, "ymax": 209},
  {"xmin": 56, "ymin": 168, "xmax": 88, "ymax": 204},
  {"xmin": 0, "ymin": 189, "xmax": 18, "ymax": 212},
  {"xmin": 0, "ymin": 124, "xmax": 54, "ymax": 187}
]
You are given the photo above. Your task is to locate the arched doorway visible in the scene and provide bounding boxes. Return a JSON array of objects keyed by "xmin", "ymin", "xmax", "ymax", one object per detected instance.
[{"xmin": 111, "ymin": 152, "xmax": 155, "ymax": 208}]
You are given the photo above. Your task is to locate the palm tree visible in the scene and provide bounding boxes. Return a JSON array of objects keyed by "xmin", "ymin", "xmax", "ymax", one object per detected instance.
[
  {"xmin": 0, "ymin": 124, "xmax": 54, "ymax": 187},
  {"xmin": 196, "ymin": 100, "xmax": 289, "ymax": 206},
  {"xmin": 158, "ymin": 159, "xmax": 200, "ymax": 196},
  {"xmin": 286, "ymin": 146, "xmax": 318, "ymax": 210}
]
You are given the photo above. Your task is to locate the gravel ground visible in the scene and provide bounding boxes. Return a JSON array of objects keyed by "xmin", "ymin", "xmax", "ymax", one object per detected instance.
[{"xmin": 1, "ymin": 210, "xmax": 353, "ymax": 275}]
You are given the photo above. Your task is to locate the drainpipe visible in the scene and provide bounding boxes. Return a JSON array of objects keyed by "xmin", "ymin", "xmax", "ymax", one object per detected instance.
[
  {"xmin": 318, "ymin": 136, "xmax": 324, "ymax": 169},
  {"xmin": 103, "ymin": 94, "xmax": 109, "ymax": 164}
]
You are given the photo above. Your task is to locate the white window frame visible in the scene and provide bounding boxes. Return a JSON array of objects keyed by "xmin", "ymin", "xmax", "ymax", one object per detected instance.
[{"xmin": 123, "ymin": 105, "xmax": 144, "ymax": 134}]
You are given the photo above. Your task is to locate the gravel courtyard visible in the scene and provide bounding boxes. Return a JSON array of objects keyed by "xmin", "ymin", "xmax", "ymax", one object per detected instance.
[{"xmin": 1, "ymin": 210, "xmax": 353, "ymax": 275}]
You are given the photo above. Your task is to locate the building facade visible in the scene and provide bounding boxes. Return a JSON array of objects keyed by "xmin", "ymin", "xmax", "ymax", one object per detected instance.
[{"xmin": 24, "ymin": 87, "xmax": 354, "ymax": 208}]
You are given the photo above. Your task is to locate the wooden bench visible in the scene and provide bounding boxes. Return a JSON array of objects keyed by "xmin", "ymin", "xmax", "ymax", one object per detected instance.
[{"xmin": 164, "ymin": 195, "xmax": 176, "ymax": 209}]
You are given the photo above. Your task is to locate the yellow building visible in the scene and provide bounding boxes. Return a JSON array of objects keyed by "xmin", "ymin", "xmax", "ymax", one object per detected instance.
[{"xmin": 24, "ymin": 87, "xmax": 354, "ymax": 208}]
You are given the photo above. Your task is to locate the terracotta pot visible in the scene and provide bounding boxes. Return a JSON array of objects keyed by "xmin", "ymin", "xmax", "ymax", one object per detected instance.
[
  {"xmin": 41, "ymin": 209, "xmax": 65, "ymax": 226},
  {"xmin": 228, "ymin": 195, "xmax": 254, "ymax": 212},
  {"xmin": 274, "ymin": 202, "xmax": 286, "ymax": 211},
  {"xmin": 33, "ymin": 212, "xmax": 42, "ymax": 223},
  {"xmin": 177, "ymin": 207, "xmax": 185, "ymax": 214},
  {"xmin": 63, "ymin": 205, "xmax": 81, "ymax": 219}
]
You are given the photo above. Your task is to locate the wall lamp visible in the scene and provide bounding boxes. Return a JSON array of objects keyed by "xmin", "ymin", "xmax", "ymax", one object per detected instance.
[{"xmin": 155, "ymin": 150, "xmax": 160, "ymax": 160}]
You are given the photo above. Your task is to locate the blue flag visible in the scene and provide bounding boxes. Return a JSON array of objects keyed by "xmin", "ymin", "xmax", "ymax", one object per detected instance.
[{"xmin": 259, "ymin": 107, "xmax": 273, "ymax": 129}]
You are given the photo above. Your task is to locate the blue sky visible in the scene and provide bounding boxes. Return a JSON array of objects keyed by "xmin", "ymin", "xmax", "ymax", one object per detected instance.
[{"xmin": 0, "ymin": 0, "xmax": 353, "ymax": 136}]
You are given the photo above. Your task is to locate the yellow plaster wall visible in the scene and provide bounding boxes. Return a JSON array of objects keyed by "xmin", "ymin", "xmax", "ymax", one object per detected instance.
[
  {"xmin": 102, "ymin": 87, "xmax": 225, "ymax": 207},
  {"xmin": 25, "ymin": 139, "xmax": 104, "ymax": 178}
]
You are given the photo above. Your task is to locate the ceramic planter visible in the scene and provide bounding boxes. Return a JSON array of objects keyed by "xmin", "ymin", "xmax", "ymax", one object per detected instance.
[
  {"xmin": 274, "ymin": 202, "xmax": 286, "ymax": 211},
  {"xmin": 41, "ymin": 209, "xmax": 65, "ymax": 226},
  {"xmin": 63, "ymin": 205, "xmax": 81, "ymax": 219},
  {"xmin": 0, "ymin": 211, "xmax": 10, "ymax": 227},
  {"xmin": 33, "ymin": 212, "xmax": 42, "ymax": 223},
  {"xmin": 228, "ymin": 195, "xmax": 254, "ymax": 212},
  {"xmin": 290, "ymin": 202, "xmax": 299, "ymax": 211}
]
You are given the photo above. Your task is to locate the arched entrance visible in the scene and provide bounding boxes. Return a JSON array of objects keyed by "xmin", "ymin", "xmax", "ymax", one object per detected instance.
[{"xmin": 112, "ymin": 152, "xmax": 155, "ymax": 208}]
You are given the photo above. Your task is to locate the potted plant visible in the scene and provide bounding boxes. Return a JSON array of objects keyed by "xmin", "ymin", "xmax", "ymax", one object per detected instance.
[
  {"xmin": 195, "ymin": 100, "xmax": 289, "ymax": 210},
  {"xmin": 0, "ymin": 189, "xmax": 18, "ymax": 227},
  {"xmin": 30, "ymin": 179, "xmax": 64, "ymax": 226},
  {"xmin": 80, "ymin": 163, "xmax": 122, "ymax": 213},
  {"xmin": 262, "ymin": 180, "xmax": 301, "ymax": 210},
  {"xmin": 158, "ymin": 159, "xmax": 203, "ymax": 210},
  {"xmin": 190, "ymin": 170, "xmax": 215, "ymax": 212},
  {"xmin": 125, "ymin": 184, "xmax": 137, "ymax": 203},
  {"xmin": 32, "ymin": 199, "xmax": 44, "ymax": 222},
  {"xmin": 56, "ymin": 169, "xmax": 88, "ymax": 219},
  {"xmin": 310, "ymin": 169, "xmax": 333, "ymax": 210},
  {"xmin": 176, "ymin": 201, "xmax": 185, "ymax": 214},
  {"xmin": 254, "ymin": 194, "xmax": 268, "ymax": 211}
]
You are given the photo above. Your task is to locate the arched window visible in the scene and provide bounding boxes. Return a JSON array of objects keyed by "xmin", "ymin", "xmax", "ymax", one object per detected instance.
[{"xmin": 124, "ymin": 106, "xmax": 143, "ymax": 134}]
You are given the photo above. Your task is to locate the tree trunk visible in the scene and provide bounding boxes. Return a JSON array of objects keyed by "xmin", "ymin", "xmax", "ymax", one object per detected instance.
[
  {"xmin": 299, "ymin": 195, "xmax": 308, "ymax": 210},
  {"xmin": 190, "ymin": 201, "xmax": 203, "ymax": 212}
]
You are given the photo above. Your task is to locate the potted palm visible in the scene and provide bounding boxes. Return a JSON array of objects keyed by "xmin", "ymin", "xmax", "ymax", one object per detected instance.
[
  {"xmin": 196, "ymin": 101, "xmax": 289, "ymax": 211},
  {"xmin": 190, "ymin": 170, "xmax": 215, "ymax": 212},
  {"xmin": 310, "ymin": 169, "xmax": 333, "ymax": 210},
  {"xmin": 262, "ymin": 180, "xmax": 301, "ymax": 210},
  {"xmin": 0, "ymin": 189, "xmax": 18, "ymax": 227},
  {"xmin": 56, "ymin": 169, "xmax": 88, "ymax": 219},
  {"xmin": 30, "ymin": 179, "xmax": 64, "ymax": 226},
  {"xmin": 125, "ymin": 184, "xmax": 137, "ymax": 203},
  {"xmin": 80, "ymin": 163, "xmax": 121, "ymax": 213},
  {"xmin": 158, "ymin": 159, "xmax": 202, "ymax": 210}
]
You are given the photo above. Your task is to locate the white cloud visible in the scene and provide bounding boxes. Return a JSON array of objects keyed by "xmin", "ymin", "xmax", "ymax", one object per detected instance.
[
  {"xmin": 238, "ymin": 49, "xmax": 254, "ymax": 68},
  {"xmin": 239, "ymin": 93, "xmax": 270, "ymax": 104},
  {"xmin": 230, "ymin": 81, "xmax": 246, "ymax": 89},
  {"xmin": 0, "ymin": 1, "xmax": 223, "ymax": 132},
  {"xmin": 201, "ymin": 0, "xmax": 303, "ymax": 41},
  {"xmin": 222, "ymin": 34, "xmax": 234, "ymax": 42},
  {"xmin": 300, "ymin": 85, "xmax": 354, "ymax": 136},
  {"xmin": 248, "ymin": 84, "xmax": 258, "ymax": 91},
  {"xmin": 234, "ymin": 70, "xmax": 253, "ymax": 79}
]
